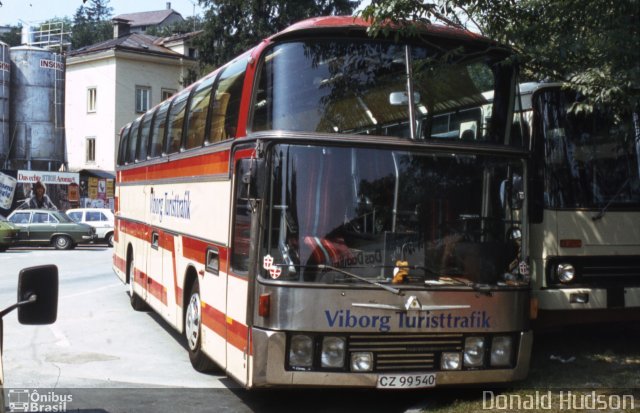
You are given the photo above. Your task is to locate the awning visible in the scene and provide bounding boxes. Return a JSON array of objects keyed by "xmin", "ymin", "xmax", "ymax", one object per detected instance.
[{"xmin": 78, "ymin": 169, "xmax": 115, "ymax": 179}]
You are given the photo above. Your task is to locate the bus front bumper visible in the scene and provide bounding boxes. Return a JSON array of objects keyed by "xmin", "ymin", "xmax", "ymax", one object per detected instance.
[
  {"xmin": 250, "ymin": 328, "xmax": 533, "ymax": 388},
  {"xmin": 536, "ymin": 287, "xmax": 640, "ymax": 310}
]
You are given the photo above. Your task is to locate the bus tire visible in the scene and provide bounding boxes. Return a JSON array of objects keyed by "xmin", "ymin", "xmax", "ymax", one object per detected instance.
[
  {"xmin": 128, "ymin": 257, "xmax": 148, "ymax": 311},
  {"xmin": 185, "ymin": 280, "xmax": 215, "ymax": 372}
]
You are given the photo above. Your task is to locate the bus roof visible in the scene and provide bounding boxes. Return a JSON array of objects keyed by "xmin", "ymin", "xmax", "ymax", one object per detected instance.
[{"xmin": 270, "ymin": 16, "xmax": 491, "ymax": 44}]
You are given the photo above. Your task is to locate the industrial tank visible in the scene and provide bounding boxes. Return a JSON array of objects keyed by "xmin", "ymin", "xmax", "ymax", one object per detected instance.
[
  {"xmin": 9, "ymin": 45, "xmax": 65, "ymax": 171},
  {"xmin": 0, "ymin": 42, "xmax": 9, "ymax": 168}
]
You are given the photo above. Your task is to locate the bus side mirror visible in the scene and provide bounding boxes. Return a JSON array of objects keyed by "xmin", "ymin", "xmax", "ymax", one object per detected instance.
[
  {"xmin": 240, "ymin": 158, "xmax": 266, "ymax": 200},
  {"xmin": 17, "ymin": 265, "xmax": 58, "ymax": 325}
]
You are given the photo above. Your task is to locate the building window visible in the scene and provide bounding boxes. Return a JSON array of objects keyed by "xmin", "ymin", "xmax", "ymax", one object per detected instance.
[
  {"xmin": 136, "ymin": 87, "xmax": 151, "ymax": 113},
  {"xmin": 87, "ymin": 87, "xmax": 97, "ymax": 112},
  {"xmin": 162, "ymin": 89, "xmax": 176, "ymax": 101},
  {"xmin": 86, "ymin": 137, "xmax": 96, "ymax": 162}
]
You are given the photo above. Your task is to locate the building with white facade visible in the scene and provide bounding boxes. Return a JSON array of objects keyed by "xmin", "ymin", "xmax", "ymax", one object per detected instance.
[{"xmin": 65, "ymin": 20, "xmax": 199, "ymax": 172}]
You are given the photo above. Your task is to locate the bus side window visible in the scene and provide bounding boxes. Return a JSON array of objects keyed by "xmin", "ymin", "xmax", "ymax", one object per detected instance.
[
  {"xmin": 209, "ymin": 57, "xmax": 248, "ymax": 142},
  {"xmin": 185, "ymin": 75, "xmax": 217, "ymax": 149},
  {"xmin": 149, "ymin": 100, "xmax": 171, "ymax": 159},
  {"xmin": 127, "ymin": 118, "xmax": 141, "ymax": 164},
  {"xmin": 117, "ymin": 125, "xmax": 131, "ymax": 166},
  {"xmin": 166, "ymin": 89, "xmax": 191, "ymax": 154},
  {"xmin": 138, "ymin": 110, "xmax": 154, "ymax": 161}
]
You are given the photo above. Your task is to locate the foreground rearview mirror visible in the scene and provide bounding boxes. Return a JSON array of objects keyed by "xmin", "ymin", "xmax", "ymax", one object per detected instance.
[{"xmin": 17, "ymin": 265, "xmax": 58, "ymax": 325}]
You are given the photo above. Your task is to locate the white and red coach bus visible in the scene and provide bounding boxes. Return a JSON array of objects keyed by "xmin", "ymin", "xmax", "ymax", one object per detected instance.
[{"xmin": 113, "ymin": 16, "xmax": 532, "ymax": 389}]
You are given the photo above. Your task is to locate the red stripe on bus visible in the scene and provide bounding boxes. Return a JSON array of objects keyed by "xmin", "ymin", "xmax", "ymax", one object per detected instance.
[
  {"xmin": 146, "ymin": 273, "xmax": 168, "ymax": 305},
  {"xmin": 201, "ymin": 302, "xmax": 226, "ymax": 340},
  {"xmin": 227, "ymin": 316, "xmax": 250, "ymax": 355},
  {"xmin": 119, "ymin": 150, "xmax": 231, "ymax": 183},
  {"xmin": 114, "ymin": 254, "xmax": 126, "ymax": 273},
  {"xmin": 182, "ymin": 236, "xmax": 229, "ymax": 272},
  {"xmin": 182, "ymin": 236, "xmax": 209, "ymax": 264},
  {"xmin": 160, "ymin": 231, "xmax": 184, "ymax": 308},
  {"xmin": 201, "ymin": 303, "xmax": 250, "ymax": 354},
  {"xmin": 120, "ymin": 220, "xmax": 148, "ymax": 240}
]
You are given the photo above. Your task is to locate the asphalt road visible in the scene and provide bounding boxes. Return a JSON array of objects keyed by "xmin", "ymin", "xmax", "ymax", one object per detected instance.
[{"xmin": 0, "ymin": 247, "xmax": 434, "ymax": 413}]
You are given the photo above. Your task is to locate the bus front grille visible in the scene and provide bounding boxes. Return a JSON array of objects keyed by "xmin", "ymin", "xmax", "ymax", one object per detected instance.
[
  {"xmin": 547, "ymin": 256, "xmax": 640, "ymax": 287},
  {"xmin": 347, "ymin": 333, "xmax": 464, "ymax": 371}
]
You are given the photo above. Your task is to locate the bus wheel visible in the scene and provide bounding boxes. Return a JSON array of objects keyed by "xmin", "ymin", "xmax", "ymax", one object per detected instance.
[
  {"xmin": 185, "ymin": 281, "xmax": 215, "ymax": 371},
  {"xmin": 128, "ymin": 257, "xmax": 147, "ymax": 311}
]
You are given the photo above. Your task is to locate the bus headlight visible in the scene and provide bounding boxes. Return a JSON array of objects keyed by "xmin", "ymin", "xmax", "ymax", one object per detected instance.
[
  {"xmin": 350, "ymin": 352, "xmax": 373, "ymax": 372},
  {"xmin": 464, "ymin": 337, "xmax": 486, "ymax": 367},
  {"xmin": 289, "ymin": 335, "xmax": 313, "ymax": 368},
  {"xmin": 557, "ymin": 263, "xmax": 576, "ymax": 283},
  {"xmin": 321, "ymin": 336, "xmax": 346, "ymax": 368},
  {"xmin": 441, "ymin": 352, "xmax": 461, "ymax": 370},
  {"xmin": 490, "ymin": 336, "xmax": 513, "ymax": 367}
]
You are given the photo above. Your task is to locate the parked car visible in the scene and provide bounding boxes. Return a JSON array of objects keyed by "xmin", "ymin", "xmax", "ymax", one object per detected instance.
[
  {"xmin": 0, "ymin": 216, "xmax": 20, "ymax": 252},
  {"xmin": 66, "ymin": 208, "xmax": 115, "ymax": 247},
  {"xmin": 7, "ymin": 209, "xmax": 96, "ymax": 250}
]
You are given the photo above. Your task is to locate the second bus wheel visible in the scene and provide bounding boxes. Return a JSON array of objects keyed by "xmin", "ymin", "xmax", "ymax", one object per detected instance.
[{"xmin": 185, "ymin": 280, "xmax": 216, "ymax": 372}]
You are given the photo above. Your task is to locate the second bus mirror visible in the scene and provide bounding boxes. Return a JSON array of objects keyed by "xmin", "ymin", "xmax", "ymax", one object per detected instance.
[{"xmin": 240, "ymin": 158, "xmax": 266, "ymax": 200}]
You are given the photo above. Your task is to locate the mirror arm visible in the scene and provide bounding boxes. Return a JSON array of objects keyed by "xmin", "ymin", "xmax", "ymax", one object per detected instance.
[{"xmin": 0, "ymin": 294, "xmax": 37, "ymax": 319}]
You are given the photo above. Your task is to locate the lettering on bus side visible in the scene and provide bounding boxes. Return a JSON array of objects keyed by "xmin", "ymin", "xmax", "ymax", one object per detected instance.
[
  {"xmin": 324, "ymin": 309, "xmax": 491, "ymax": 332},
  {"xmin": 149, "ymin": 190, "xmax": 191, "ymax": 222}
]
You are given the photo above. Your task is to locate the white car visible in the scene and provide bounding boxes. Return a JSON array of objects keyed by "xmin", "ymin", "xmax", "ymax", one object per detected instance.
[{"xmin": 66, "ymin": 208, "xmax": 114, "ymax": 247}]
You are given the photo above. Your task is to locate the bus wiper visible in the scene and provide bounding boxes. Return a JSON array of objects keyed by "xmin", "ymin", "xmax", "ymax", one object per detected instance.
[
  {"xmin": 592, "ymin": 178, "xmax": 629, "ymax": 221},
  {"xmin": 318, "ymin": 264, "xmax": 403, "ymax": 296}
]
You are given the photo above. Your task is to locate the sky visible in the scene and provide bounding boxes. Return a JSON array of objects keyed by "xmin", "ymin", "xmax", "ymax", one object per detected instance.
[{"xmin": 0, "ymin": 0, "xmax": 205, "ymax": 26}]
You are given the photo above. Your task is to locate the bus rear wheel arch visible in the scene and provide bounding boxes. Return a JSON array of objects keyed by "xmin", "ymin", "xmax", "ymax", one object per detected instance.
[{"xmin": 127, "ymin": 246, "xmax": 148, "ymax": 311}]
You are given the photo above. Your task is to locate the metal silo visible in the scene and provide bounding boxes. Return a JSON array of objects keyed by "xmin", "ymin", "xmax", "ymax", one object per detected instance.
[
  {"xmin": 9, "ymin": 45, "xmax": 65, "ymax": 171},
  {"xmin": 0, "ymin": 42, "xmax": 9, "ymax": 168}
]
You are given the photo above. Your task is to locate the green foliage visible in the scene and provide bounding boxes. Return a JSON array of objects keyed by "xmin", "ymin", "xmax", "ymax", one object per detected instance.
[
  {"xmin": 146, "ymin": 16, "xmax": 204, "ymax": 37},
  {"xmin": 359, "ymin": 0, "xmax": 640, "ymax": 111},
  {"xmin": 197, "ymin": 0, "xmax": 361, "ymax": 67},
  {"xmin": 0, "ymin": 25, "xmax": 21, "ymax": 47},
  {"xmin": 71, "ymin": 0, "xmax": 113, "ymax": 49}
]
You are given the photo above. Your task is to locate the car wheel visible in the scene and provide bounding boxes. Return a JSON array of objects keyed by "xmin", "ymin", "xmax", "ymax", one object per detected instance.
[
  {"xmin": 185, "ymin": 281, "xmax": 216, "ymax": 372},
  {"xmin": 53, "ymin": 235, "xmax": 73, "ymax": 250},
  {"xmin": 128, "ymin": 256, "xmax": 148, "ymax": 311},
  {"xmin": 107, "ymin": 233, "xmax": 114, "ymax": 247}
]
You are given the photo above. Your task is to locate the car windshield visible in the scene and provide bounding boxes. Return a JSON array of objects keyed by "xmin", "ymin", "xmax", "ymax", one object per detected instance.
[
  {"xmin": 56, "ymin": 213, "xmax": 74, "ymax": 223},
  {"xmin": 261, "ymin": 144, "xmax": 525, "ymax": 286}
]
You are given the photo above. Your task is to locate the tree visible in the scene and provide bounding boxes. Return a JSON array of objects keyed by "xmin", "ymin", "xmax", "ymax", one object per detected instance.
[
  {"xmin": 71, "ymin": 0, "xmax": 113, "ymax": 49},
  {"xmin": 0, "ymin": 25, "xmax": 21, "ymax": 47},
  {"xmin": 146, "ymin": 16, "xmax": 204, "ymax": 37},
  {"xmin": 359, "ymin": 0, "xmax": 640, "ymax": 111},
  {"xmin": 197, "ymin": 0, "xmax": 361, "ymax": 67}
]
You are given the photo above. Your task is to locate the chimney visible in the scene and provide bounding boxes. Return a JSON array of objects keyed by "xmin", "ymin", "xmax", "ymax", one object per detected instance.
[
  {"xmin": 166, "ymin": 2, "xmax": 171, "ymax": 10},
  {"xmin": 112, "ymin": 18, "xmax": 131, "ymax": 39}
]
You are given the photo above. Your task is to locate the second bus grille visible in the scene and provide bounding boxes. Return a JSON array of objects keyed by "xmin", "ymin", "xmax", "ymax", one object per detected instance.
[{"xmin": 347, "ymin": 333, "xmax": 464, "ymax": 372}]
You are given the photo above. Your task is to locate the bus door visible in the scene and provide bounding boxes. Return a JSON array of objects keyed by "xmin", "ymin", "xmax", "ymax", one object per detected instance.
[{"xmin": 224, "ymin": 157, "xmax": 255, "ymax": 385}]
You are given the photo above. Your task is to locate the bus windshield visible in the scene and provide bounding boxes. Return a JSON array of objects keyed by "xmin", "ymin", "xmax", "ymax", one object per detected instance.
[
  {"xmin": 253, "ymin": 39, "xmax": 512, "ymax": 143},
  {"xmin": 535, "ymin": 89, "xmax": 640, "ymax": 209},
  {"xmin": 262, "ymin": 144, "xmax": 525, "ymax": 286}
]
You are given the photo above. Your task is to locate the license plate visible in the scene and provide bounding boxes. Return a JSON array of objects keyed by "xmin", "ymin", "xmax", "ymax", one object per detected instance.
[{"xmin": 376, "ymin": 373, "xmax": 436, "ymax": 389}]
